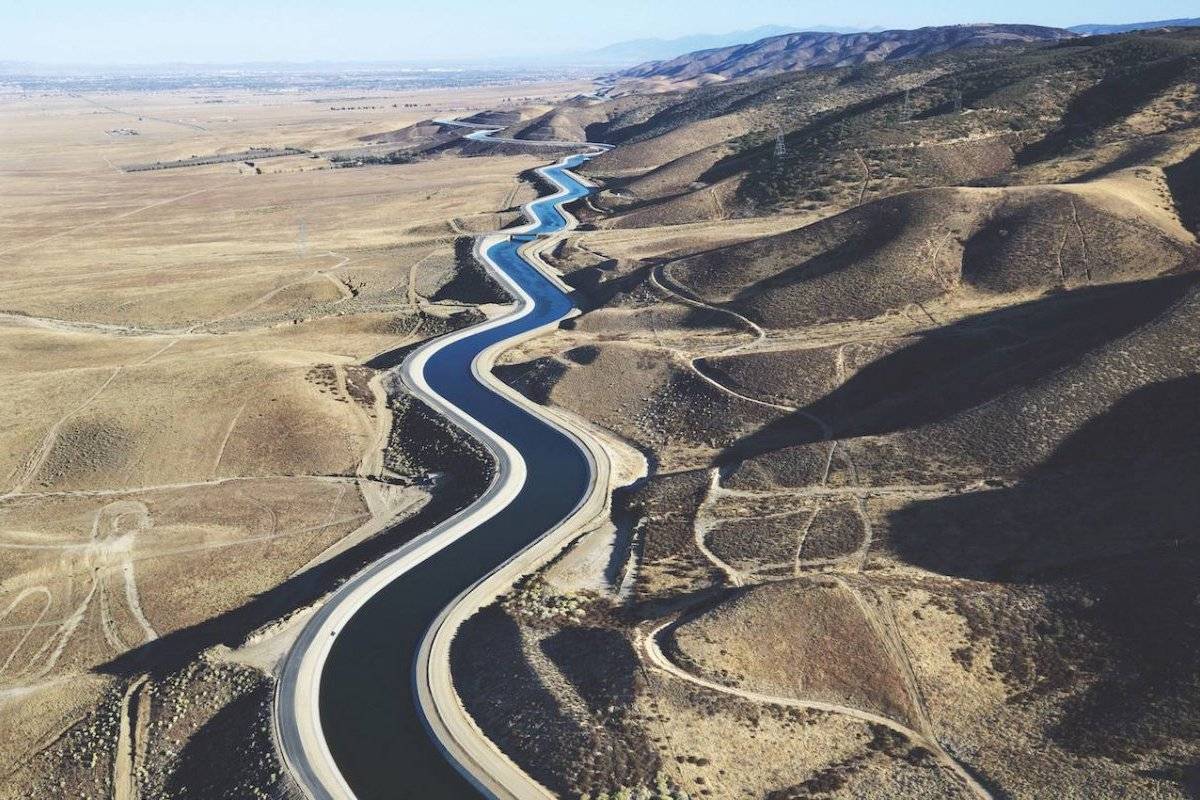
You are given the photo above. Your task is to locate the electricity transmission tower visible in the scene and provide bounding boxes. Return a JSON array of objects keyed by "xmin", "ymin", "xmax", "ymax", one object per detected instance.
[
  {"xmin": 774, "ymin": 127, "xmax": 786, "ymax": 161},
  {"xmin": 297, "ymin": 218, "xmax": 308, "ymax": 258}
]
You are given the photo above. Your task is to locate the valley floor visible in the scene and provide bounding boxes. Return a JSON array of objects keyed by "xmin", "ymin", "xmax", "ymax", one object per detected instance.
[{"xmin": 0, "ymin": 81, "xmax": 585, "ymax": 799}]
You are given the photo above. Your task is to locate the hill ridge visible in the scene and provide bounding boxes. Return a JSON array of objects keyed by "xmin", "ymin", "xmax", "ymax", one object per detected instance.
[{"xmin": 606, "ymin": 23, "xmax": 1077, "ymax": 85}]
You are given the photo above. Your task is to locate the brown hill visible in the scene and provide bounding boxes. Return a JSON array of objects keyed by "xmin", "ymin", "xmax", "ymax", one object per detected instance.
[
  {"xmin": 480, "ymin": 40, "xmax": 1200, "ymax": 792},
  {"xmin": 576, "ymin": 29, "xmax": 1200, "ymax": 227},
  {"xmin": 667, "ymin": 173, "xmax": 1197, "ymax": 329},
  {"xmin": 607, "ymin": 24, "xmax": 1076, "ymax": 85}
]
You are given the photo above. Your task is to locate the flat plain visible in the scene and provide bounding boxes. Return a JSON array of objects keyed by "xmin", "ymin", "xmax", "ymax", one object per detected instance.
[{"xmin": 0, "ymin": 79, "xmax": 588, "ymax": 799}]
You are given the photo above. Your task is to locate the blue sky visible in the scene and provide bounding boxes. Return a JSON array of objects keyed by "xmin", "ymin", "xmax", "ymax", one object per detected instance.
[{"xmin": 2, "ymin": 0, "xmax": 1198, "ymax": 64}]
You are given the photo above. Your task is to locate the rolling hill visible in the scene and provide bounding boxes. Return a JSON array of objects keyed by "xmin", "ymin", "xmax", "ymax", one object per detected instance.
[
  {"xmin": 604, "ymin": 23, "xmax": 1076, "ymax": 85},
  {"xmin": 564, "ymin": 29, "xmax": 1200, "ymax": 228},
  {"xmin": 1069, "ymin": 17, "xmax": 1200, "ymax": 35},
  {"xmin": 450, "ymin": 22, "xmax": 1200, "ymax": 800}
]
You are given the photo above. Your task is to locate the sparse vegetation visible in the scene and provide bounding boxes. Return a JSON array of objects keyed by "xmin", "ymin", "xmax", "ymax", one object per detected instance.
[
  {"xmin": 6, "ymin": 21, "xmax": 1200, "ymax": 799},
  {"xmin": 478, "ymin": 27, "xmax": 1200, "ymax": 800},
  {"xmin": 0, "ymin": 80, "xmax": 572, "ymax": 799}
]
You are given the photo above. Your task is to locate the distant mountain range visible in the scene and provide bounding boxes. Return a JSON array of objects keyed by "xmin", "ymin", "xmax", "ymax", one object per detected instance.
[
  {"xmin": 606, "ymin": 24, "xmax": 1076, "ymax": 84},
  {"xmin": 580, "ymin": 25, "xmax": 880, "ymax": 64},
  {"xmin": 1069, "ymin": 18, "xmax": 1200, "ymax": 35}
]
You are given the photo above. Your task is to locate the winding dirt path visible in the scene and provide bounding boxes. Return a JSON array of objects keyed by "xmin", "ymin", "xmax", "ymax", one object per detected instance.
[
  {"xmin": 639, "ymin": 618, "xmax": 992, "ymax": 800},
  {"xmin": 647, "ymin": 262, "xmax": 843, "ymax": 441},
  {"xmin": 646, "ymin": 262, "xmax": 809, "ymax": 412},
  {"xmin": 113, "ymin": 675, "xmax": 150, "ymax": 800},
  {"xmin": 692, "ymin": 468, "xmax": 745, "ymax": 587}
]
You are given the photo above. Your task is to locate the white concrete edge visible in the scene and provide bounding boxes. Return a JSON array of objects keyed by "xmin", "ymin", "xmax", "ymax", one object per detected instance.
[
  {"xmin": 413, "ymin": 166, "xmax": 618, "ymax": 800},
  {"xmin": 275, "ymin": 151, "xmax": 605, "ymax": 800},
  {"xmin": 436, "ymin": 116, "xmax": 614, "ymax": 151}
]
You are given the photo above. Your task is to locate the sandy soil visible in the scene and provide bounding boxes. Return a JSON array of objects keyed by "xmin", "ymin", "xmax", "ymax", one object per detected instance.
[
  {"xmin": 0, "ymin": 81, "xmax": 577, "ymax": 799},
  {"xmin": 454, "ymin": 80, "xmax": 1200, "ymax": 795}
]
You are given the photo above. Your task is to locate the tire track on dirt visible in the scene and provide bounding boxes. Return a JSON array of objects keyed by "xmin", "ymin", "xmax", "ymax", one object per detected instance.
[{"xmin": 639, "ymin": 618, "xmax": 992, "ymax": 799}]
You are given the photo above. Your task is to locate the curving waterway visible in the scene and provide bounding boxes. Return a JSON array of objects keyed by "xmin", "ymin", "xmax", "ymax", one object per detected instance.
[{"xmin": 310, "ymin": 153, "xmax": 597, "ymax": 798}]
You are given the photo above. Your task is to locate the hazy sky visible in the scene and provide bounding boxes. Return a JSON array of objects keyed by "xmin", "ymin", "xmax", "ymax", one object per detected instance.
[{"xmin": 3, "ymin": 0, "xmax": 1197, "ymax": 64}]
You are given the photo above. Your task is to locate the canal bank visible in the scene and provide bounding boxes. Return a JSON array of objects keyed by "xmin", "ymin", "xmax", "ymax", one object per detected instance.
[{"xmin": 277, "ymin": 150, "xmax": 611, "ymax": 800}]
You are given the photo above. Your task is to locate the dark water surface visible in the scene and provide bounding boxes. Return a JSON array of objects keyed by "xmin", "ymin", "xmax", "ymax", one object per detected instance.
[{"xmin": 319, "ymin": 155, "xmax": 594, "ymax": 799}]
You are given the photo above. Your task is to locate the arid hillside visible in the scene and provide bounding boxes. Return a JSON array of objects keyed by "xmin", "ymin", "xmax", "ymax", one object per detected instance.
[
  {"xmin": 555, "ymin": 29, "xmax": 1200, "ymax": 229},
  {"xmin": 606, "ymin": 24, "xmax": 1075, "ymax": 85},
  {"xmin": 447, "ymin": 29, "xmax": 1200, "ymax": 800}
]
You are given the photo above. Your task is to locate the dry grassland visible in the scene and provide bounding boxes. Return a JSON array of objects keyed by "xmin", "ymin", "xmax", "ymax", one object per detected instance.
[
  {"xmin": 0, "ymin": 82, "xmax": 571, "ymax": 798},
  {"xmin": 463, "ymin": 102, "xmax": 1200, "ymax": 795}
]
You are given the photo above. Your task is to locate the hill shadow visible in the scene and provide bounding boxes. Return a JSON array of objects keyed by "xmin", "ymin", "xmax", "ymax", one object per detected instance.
[
  {"xmin": 723, "ymin": 203, "xmax": 909, "ymax": 310},
  {"xmin": 1017, "ymin": 45, "xmax": 1197, "ymax": 166},
  {"xmin": 717, "ymin": 274, "xmax": 1197, "ymax": 466},
  {"xmin": 886, "ymin": 374, "xmax": 1200, "ymax": 761},
  {"xmin": 1165, "ymin": 144, "xmax": 1200, "ymax": 237},
  {"xmin": 451, "ymin": 607, "xmax": 591, "ymax": 797},
  {"xmin": 1070, "ymin": 134, "xmax": 1176, "ymax": 182},
  {"xmin": 164, "ymin": 680, "xmax": 280, "ymax": 797}
]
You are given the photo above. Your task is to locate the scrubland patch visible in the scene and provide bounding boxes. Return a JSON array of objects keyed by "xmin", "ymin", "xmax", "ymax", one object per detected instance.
[
  {"xmin": 0, "ymin": 80, "xmax": 571, "ymax": 794},
  {"xmin": 485, "ymin": 46, "xmax": 1200, "ymax": 793}
]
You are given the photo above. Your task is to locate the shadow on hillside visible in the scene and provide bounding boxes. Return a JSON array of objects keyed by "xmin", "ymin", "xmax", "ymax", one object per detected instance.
[
  {"xmin": 429, "ymin": 236, "xmax": 509, "ymax": 305},
  {"xmin": 1165, "ymin": 144, "xmax": 1200, "ymax": 237},
  {"xmin": 1018, "ymin": 45, "xmax": 1196, "ymax": 166},
  {"xmin": 454, "ymin": 614, "xmax": 661, "ymax": 798},
  {"xmin": 542, "ymin": 627, "xmax": 642, "ymax": 713},
  {"xmin": 716, "ymin": 274, "xmax": 1197, "ymax": 465},
  {"xmin": 1071, "ymin": 134, "xmax": 1176, "ymax": 182},
  {"xmin": 723, "ymin": 204, "xmax": 906, "ymax": 309},
  {"xmin": 886, "ymin": 375, "xmax": 1200, "ymax": 761},
  {"xmin": 164, "ymin": 681, "xmax": 279, "ymax": 798},
  {"xmin": 451, "ymin": 607, "xmax": 587, "ymax": 797}
]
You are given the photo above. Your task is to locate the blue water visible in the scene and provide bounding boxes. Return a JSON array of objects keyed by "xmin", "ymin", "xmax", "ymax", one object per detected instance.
[{"xmin": 319, "ymin": 155, "xmax": 595, "ymax": 799}]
